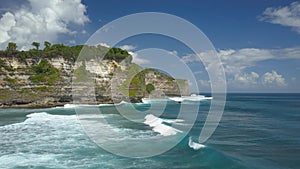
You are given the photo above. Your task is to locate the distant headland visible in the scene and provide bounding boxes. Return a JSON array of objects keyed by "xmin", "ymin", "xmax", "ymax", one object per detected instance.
[{"xmin": 0, "ymin": 42, "xmax": 189, "ymax": 108}]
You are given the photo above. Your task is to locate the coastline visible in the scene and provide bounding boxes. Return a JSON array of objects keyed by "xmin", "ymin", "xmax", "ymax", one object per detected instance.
[
  {"xmin": 0, "ymin": 101, "xmax": 116, "ymax": 109},
  {"xmin": 0, "ymin": 102, "xmax": 66, "ymax": 109}
]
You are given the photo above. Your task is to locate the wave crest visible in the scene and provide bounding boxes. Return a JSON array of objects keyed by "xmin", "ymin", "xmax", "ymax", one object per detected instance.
[{"xmin": 188, "ymin": 137, "xmax": 205, "ymax": 150}]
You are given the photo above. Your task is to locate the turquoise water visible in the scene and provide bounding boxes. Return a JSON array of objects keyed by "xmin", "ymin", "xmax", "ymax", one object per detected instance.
[{"xmin": 0, "ymin": 94, "xmax": 299, "ymax": 169}]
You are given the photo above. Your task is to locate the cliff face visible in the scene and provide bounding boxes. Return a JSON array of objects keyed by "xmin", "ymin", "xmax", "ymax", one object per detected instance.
[{"xmin": 0, "ymin": 56, "xmax": 189, "ymax": 108}]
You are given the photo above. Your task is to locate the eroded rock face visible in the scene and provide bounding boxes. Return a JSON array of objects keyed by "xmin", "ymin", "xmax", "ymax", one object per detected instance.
[
  {"xmin": 0, "ymin": 56, "xmax": 189, "ymax": 108},
  {"xmin": 144, "ymin": 71, "xmax": 189, "ymax": 96}
]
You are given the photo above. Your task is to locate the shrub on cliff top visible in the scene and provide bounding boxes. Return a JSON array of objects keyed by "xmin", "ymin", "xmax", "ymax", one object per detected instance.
[{"xmin": 0, "ymin": 42, "xmax": 132, "ymax": 63}]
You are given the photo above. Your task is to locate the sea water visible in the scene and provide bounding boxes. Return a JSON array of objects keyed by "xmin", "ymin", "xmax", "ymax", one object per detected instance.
[{"xmin": 0, "ymin": 93, "xmax": 299, "ymax": 169}]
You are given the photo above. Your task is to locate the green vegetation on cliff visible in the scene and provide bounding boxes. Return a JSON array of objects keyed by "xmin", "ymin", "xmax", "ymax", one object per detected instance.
[
  {"xmin": 146, "ymin": 83, "xmax": 155, "ymax": 93},
  {"xmin": 0, "ymin": 59, "xmax": 14, "ymax": 71},
  {"xmin": 0, "ymin": 42, "xmax": 131, "ymax": 63},
  {"xmin": 73, "ymin": 62, "xmax": 93, "ymax": 82},
  {"xmin": 29, "ymin": 59, "xmax": 60, "ymax": 84},
  {"xmin": 118, "ymin": 65, "xmax": 178, "ymax": 97},
  {"xmin": 0, "ymin": 42, "xmax": 189, "ymax": 107},
  {"xmin": 118, "ymin": 63, "xmax": 143, "ymax": 97},
  {"xmin": 3, "ymin": 77, "xmax": 17, "ymax": 84}
]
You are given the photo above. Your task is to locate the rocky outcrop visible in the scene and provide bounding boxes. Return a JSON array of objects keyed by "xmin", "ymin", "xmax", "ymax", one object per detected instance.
[{"xmin": 0, "ymin": 56, "xmax": 189, "ymax": 108}]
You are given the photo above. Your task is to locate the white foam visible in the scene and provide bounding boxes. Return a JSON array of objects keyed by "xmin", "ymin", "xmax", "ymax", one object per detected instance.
[
  {"xmin": 99, "ymin": 101, "xmax": 128, "ymax": 107},
  {"xmin": 77, "ymin": 112, "xmax": 158, "ymax": 142},
  {"xmin": 144, "ymin": 114, "xmax": 183, "ymax": 136},
  {"xmin": 99, "ymin": 103, "xmax": 114, "ymax": 107},
  {"xmin": 188, "ymin": 137, "xmax": 205, "ymax": 150},
  {"xmin": 77, "ymin": 114, "xmax": 113, "ymax": 119},
  {"xmin": 64, "ymin": 104, "xmax": 78, "ymax": 108},
  {"xmin": 141, "ymin": 98, "xmax": 169, "ymax": 104},
  {"xmin": 25, "ymin": 112, "xmax": 76, "ymax": 120},
  {"xmin": 134, "ymin": 102, "xmax": 148, "ymax": 106},
  {"xmin": 0, "ymin": 153, "xmax": 65, "ymax": 168},
  {"xmin": 119, "ymin": 101, "xmax": 128, "ymax": 104},
  {"xmin": 169, "ymin": 94, "xmax": 213, "ymax": 102},
  {"xmin": 26, "ymin": 112, "xmax": 49, "ymax": 118},
  {"xmin": 64, "ymin": 104, "xmax": 97, "ymax": 108},
  {"xmin": 0, "ymin": 112, "xmax": 97, "ymax": 168},
  {"xmin": 152, "ymin": 123, "xmax": 182, "ymax": 136},
  {"xmin": 162, "ymin": 118, "xmax": 185, "ymax": 124}
]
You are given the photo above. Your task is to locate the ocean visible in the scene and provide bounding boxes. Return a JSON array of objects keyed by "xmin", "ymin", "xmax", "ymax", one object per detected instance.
[{"xmin": 0, "ymin": 93, "xmax": 299, "ymax": 169}]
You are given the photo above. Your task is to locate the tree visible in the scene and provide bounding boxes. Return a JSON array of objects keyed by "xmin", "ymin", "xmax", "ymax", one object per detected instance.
[
  {"xmin": 32, "ymin": 42, "xmax": 40, "ymax": 50},
  {"xmin": 6, "ymin": 42, "xmax": 17, "ymax": 52},
  {"xmin": 44, "ymin": 41, "xmax": 51, "ymax": 49},
  {"xmin": 146, "ymin": 83, "xmax": 155, "ymax": 93}
]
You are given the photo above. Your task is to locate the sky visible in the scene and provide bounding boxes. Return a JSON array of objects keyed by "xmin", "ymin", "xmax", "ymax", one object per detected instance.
[{"xmin": 0, "ymin": 0, "xmax": 299, "ymax": 93}]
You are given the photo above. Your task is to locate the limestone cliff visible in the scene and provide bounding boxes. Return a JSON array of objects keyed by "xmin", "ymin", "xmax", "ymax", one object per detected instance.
[{"xmin": 0, "ymin": 54, "xmax": 189, "ymax": 108}]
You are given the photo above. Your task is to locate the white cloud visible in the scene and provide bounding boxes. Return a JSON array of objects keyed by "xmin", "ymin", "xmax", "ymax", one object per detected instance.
[
  {"xmin": 181, "ymin": 47, "xmax": 299, "ymax": 88},
  {"xmin": 68, "ymin": 40, "xmax": 76, "ymax": 44},
  {"xmin": 130, "ymin": 51, "xmax": 150, "ymax": 64},
  {"xmin": 272, "ymin": 47, "xmax": 300, "ymax": 59},
  {"xmin": 259, "ymin": 1, "xmax": 300, "ymax": 34},
  {"xmin": 199, "ymin": 79, "xmax": 210, "ymax": 87},
  {"xmin": 98, "ymin": 43, "xmax": 110, "ymax": 48},
  {"xmin": 181, "ymin": 48, "xmax": 267, "ymax": 81},
  {"xmin": 194, "ymin": 70, "xmax": 203, "ymax": 75},
  {"xmin": 0, "ymin": 12, "xmax": 16, "ymax": 43},
  {"xmin": 117, "ymin": 44, "xmax": 149, "ymax": 64},
  {"xmin": 219, "ymin": 47, "xmax": 300, "ymax": 80},
  {"xmin": 233, "ymin": 72, "xmax": 260, "ymax": 86},
  {"xmin": 181, "ymin": 50, "xmax": 226, "ymax": 92},
  {"xmin": 119, "ymin": 45, "xmax": 136, "ymax": 51},
  {"xmin": 167, "ymin": 50, "xmax": 178, "ymax": 56},
  {"xmin": 262, "ymin": 70, "xmax": 287, "ymax": 87},
  {"xmin": 0, "ymin": 0, "xmax": 89, "ymax": 50},
  {"xmin": 182, "ymin": 47, "xmax": 300, "ymax": 75},
  {"xmin": 218, "ymin": 48, "xmax": 272, "ymax": 75}
]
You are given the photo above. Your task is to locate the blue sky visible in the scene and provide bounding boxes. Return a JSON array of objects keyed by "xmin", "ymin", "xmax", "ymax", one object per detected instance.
[
  {"xmin": 0, "ymin": 0, "xmax": 299, "ymax": 93},
  {"xmin": 84, "ymin": 0, "xmax": 299, "ymax": 49}
]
